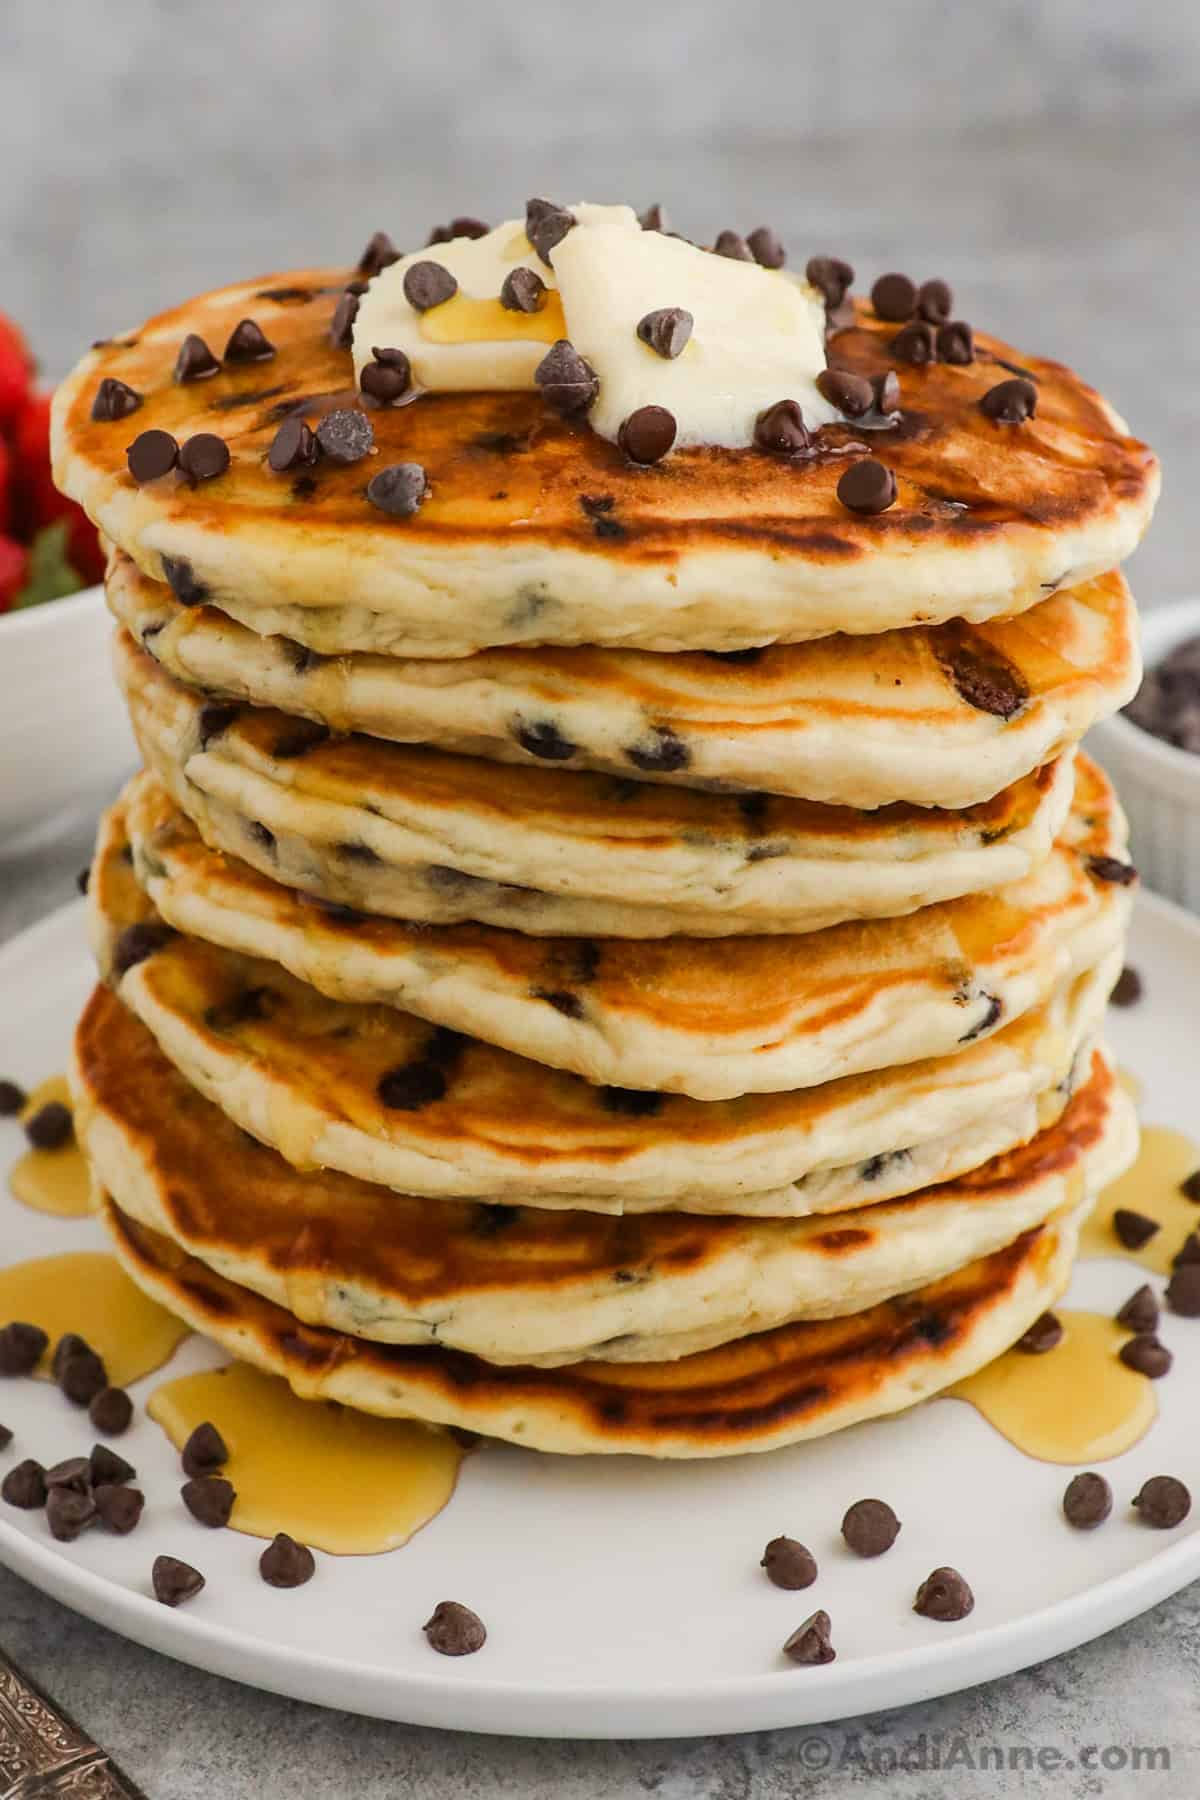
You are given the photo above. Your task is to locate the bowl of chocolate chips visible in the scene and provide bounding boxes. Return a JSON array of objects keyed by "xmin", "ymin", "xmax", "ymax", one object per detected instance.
[{"xmin": 1091, "ymin": 596, "xmax": 1200, "ymax": 913}]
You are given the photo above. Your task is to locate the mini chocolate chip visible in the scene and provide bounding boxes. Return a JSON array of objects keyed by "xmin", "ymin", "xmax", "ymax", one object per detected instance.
[
  {"xmin": 377, "ymin": 1060, "xmax": 447, "ymax": 1111},
  {"xmin": 173, "ymin": 334, "xmax": 221, "ymax": 383},
  {"xmin": 1134, "ymin": 1476, "xmax": 1192, "ymax": 1528},
  {"xmin": 1182, "ymin": 1170, "xmax": 1200, "ymax": 1202},
  {"xmin": 1116, "ymin": 1284, "xmax": 1159, "ymax": 1334},
  {"xmin": 1110, "ymin": 965, "xmax": 1143, "ymax": 1007},
  {"xmin": 891, "ymin": 319, "xmax": 937, "ymax": 365},
  {"xmin": 423, "ymin": 1600, "xmax": 486, "ymax": 1656},
  {"xmin": 76, "ymin": 867, "xmax": 91, "ymax": 895},
  {"xmin": 746, "ymin": 225, "xmax": 785, "ymax": 269},
  {"xmin": 601, "ymin": 1087, "xmax": 662, "ymax": 1118},
  {"xmin": 23, "ymin": 1100, "xmax": 73, "ymax": 1150},
  {"xmin": 45, "ymin": 1456, "xmax": 92, "ymax": 1493},
  {"xmin": 0, "ymin": 1079, "xmax": 25, "ymax": 1114},
  {"xmin": 837, "ymin": 458, "xmax": 897, "ymax": 515},
  {"xmin": 178, "ymin": 433, "xmax": 230, "ymax": 484},
  {"xmin": 636, "ymin": 307, "xmax": 693, "ymax": 359},
  {"xmin": 619, "ymin": 406, "xmax": 676, "ymax": 465},
  {"xmin": 402, "ymin": 260, "xmax": 458, "ymax": 312},
  {"xmin": 95, "ymin": 1484, "xmax": 144, "ymax": 1535},
  {"xmin": 841, "ymin": 1497, "xmax": 901, "ymax": 1557},
  {"xmin": 127, "ymin": 429, "xmax": 179, "ymax": 483},
  {"xmin": 153, "ymin": 1555, "xmax": 206, "ymax": 1607},
  {"xmin": 1063, "ymin": 1471, "xmax": 1112, "ymax": 1530},
  {"xmin": 161, "ymin": 555, "xmax": 208, "ymax": 606},
  {"xmin": 223, "ymin": 319, "xmax": 276, "ymax": 364},
  {"xmin": 761, "ymin": 1536, "xmax": 817, "ymax": 1590},
  {"xmin": 1174, "ymin": 1231, "xmax": 1200, "ymax": 1268},
  {"xmin": 260, "ymin": 1531, "xmax": 316, "ymax": 1587},
  {"xmin": 427, "ymin": 216, "xmax": 489, "ymax": 244},
  {"xmin": 806, "ymin": 256, "xmax": 854, "ymax": 307},
  {"xmin": 1113, "ymin": 1208, "xmax": 1159, "ymax": 1250},
  {"xmin": 92, "ymin": 377, "xmax": 142, "ymax": 422},
  {"xmin": 500, "ymin": 268, "xmax": 547, "ymax": 313},
  {"xmin": 874, "ymin": 370, "xmax": 901, "ymax": 414},
  {"xmin": 981, "ymin": 378, "xmax": 1038, "ymax": 423},
  {"xmin": 0, "ymin": 1425, "xmax": 10, "ymax": 1450},
  {"xmin": 329, "ymin": 288, "xmax": 361, "ymax": 350},
  {"xmin": 754, "ymin": 400, "xmax": 810, "ymax": 454},
  {"xmin": 917, "ymin": 278, "xmax": 953, "ymax": 322},
  {"xmin": 937, "ymin": 320, "xmax": 975, "ymax": 365},
  {"xmin": 358, "ymin": 231, "xmax": 402, "ymax": 277},
  {"xmin": 268, "ymin": 416, "xmax": 318, "ymax": 473},
  {"xmin": 871, "ymin": 273, "xmax": 918, "ymax": 321},
  {"xmin": 782, "ymin": 1609, "xmax": 835, "ymax": 1666},
  {"xmin": 914, "ymin": 1566, "xmax": 974, "ymax": 1621},
  {"xmin": 516, "ymin": 720, "xmax": 577, "ymax": 762},
  {"xmin": 182, "ymin": 1475, "xmax": 236, "ymax": 1528},
  {"xmin": 360, "ymin": 347, "xmax": 412, "ymax": 403},
  {"xmin": 90, "ymin": 1444, "xmax": 135, "ymax": 1487},
  {"xmin": 60, "ymin": 1351, "xmax": 107, "ymax": 1406},
  {"xmin": 198, "ymin": 702, "xmax": 238, "ymax": 747},
  {"xmin": 1087, "ymin": 855, "xmax": 1137, "ymax": 886},
  {"xmin": 1119, "ymin": 1333, "xmax": 1173, "ymax": 1378},
  {"xmin": 182, "ymin": 1421, "xmax": 229, "ymax": 1479},
  {"xmin": 0, "ymin": 1322, "xmax": 47, "ymax": 1376},
  {"xmin": 815, "ymin": 368, "xmax": 873, "ymax": 417},
  {"xmin": 52, "ymin": 1334, "xmax": 90, "ymax": 1379},
  {"xmin": 533, "ymin": 988, "xmax": 584, "ymax": 1019},
  {"xmin": 1166, "ymin": 1263, "xmax": 1200, "ymax": 1318},
  {"xmin": 47, "ymin": 1486, "xmax": 97, "ymax": 1542},
  {"xmin": 1016, "ymin": 1311, "xmax": 1064, "ymax": 1354},
  {"xmin": 2, "ymin": 1459, "xmax": 46, "ymax": 1508},
  {"xmin": 315, "ymin": 408, "xmax": 374, "ymax": 465},
  {"xmin": 626, "ymin": 726, "xmax": 690, "ymax": 773},
  {"xmin": 638, "ymin": 203, "xmax": 667, "ymax": 232},
  {"xmin": 366, "ymin": 462, "xmax": 428, "ymax": 517},
  {"xmin": 526, "ymin": 198, "xmax": 576, "ymax": 264},
  {"xmin": 111, "ymin": 921, "xmax": 175, "ymax": 979},
  {"xmin": 272, "ymin": 719, "xmax": 330, "ymax": 759},
  {"xmin": 931, "ymin": 622, "xmax": 1029, "ymax": 719},
  {"xmin": 534, "ymin": 340, "xmax": 598, "ymax": 415},
  {"xmin": 89, "ymin": 1386, "xmax": 134, "ymax": 1435},
  {"xmin": 713, "ymin": 230, "xmax": 753, "ymax": 262}
]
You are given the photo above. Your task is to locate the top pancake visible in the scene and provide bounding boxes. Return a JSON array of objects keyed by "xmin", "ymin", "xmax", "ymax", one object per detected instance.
[{"xmin": 53, "ymin": 273, "xmax": 1158, "ymax": 656}]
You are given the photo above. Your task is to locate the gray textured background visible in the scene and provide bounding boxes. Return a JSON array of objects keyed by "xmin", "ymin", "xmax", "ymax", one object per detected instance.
[{"xmin": 3, "ymin": 3, "xmax": 1199, "ymax": 1794}]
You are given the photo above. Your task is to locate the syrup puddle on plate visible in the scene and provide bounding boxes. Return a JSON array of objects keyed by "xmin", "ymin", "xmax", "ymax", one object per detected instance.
[
  {"xmin": 1080, "ymin": 1123, "xmax": 1200, "ymax": 1274},
  {"xmin": 0, "ymin": 1250, "xmax": 190, "ymax": 1385},
  {"xmin": 8, "ymin": 1076, "xmax": 92, "ymax": 1219}
]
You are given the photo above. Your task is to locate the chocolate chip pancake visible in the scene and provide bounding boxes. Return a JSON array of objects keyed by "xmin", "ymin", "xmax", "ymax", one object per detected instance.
[
  {"xmin": 108, "ymin": 552, "xmax": 1140, "ymax": 811},
  {"xmin": 53, "ymin": 274, "xmax": 1157, "ymax": 656},
  {"xmin": 74, "ymin": 987, "xmax": 1131, "ymax": 1367},
  {"xmin": 119, "ymin": 634, "xmax": 1080, "ymax": 939},
  {"xmin": 102, "ymin": 1195, "xmax": 1090, "ymax": 1456}
]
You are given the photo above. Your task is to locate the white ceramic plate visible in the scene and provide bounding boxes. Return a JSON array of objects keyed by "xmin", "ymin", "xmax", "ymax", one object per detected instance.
[{"xmin": 0, "ymin": 894, "xmax": 1197, "ymax": 1739}]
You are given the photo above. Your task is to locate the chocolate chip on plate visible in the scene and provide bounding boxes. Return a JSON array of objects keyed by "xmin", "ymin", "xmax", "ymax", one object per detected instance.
[
  {"xmin": 1174, "ymin": 1230, "xmax": 1200, "ymax": 1267},
  {"xmin": 423, "ymin": 1600, "xmax": 486, "ymax": 1656},
  {"xmin": 871, "ymin": 273, "xmax": 918, "ymax": 321},
  {"xmin": 152, "ymin": 1554, "xmax": 206, "ymax": 1607},
  {"xmin": 76, "ymin": 867, "xmax": 90, "ymax": 895},
  {"xmin": 841, "ymin": 1497, "xmax": 901, "ymax": 1557},
  {"xmin": 260, "ymin": 1531, "xmax": 316, "ymax": 1588},
  {"xmin": 636, "ymin": 306, "xmax": 693, "ymax": 359},
  {"xmin": 1119, "ymin": 1333, "xmax": 1173, "ymax": 1378},
  {"xmin": 619, "ymin": 405, "xmax": 677, "ymax": 465},
  {"xmin": 1109, "ymin": 966, "xmax": 1143, "ymax": 1008},
  {"xmin": 500, "ymin": 267, "xmax": 547, "ymax": 314},
  {"xmin": 806, "ymin": 256, "xmax": 854, "ymax": 308},
  {"xmin": 1063, "ymin": 1471, "xmax": 1113, "ymax": 1530},
  {"xmin": 1113, "ymin": 1209, "xmax": 1159, "ymax": 1251},
  {"xmin": 1166, "ymin": 1263, "xmax": 1200, "ymax": 1317},
  {"xmin": 980, "ymin": 378, "xmax": 1038, "ymax": 423},
  {"xmin": 936, "ymin": 320, "xmax": 975, "ymax": 365},
  {"xmin": 534, "ymin": 340, "xmax": 598, "ymax": 415},
  {"xmin": 713, "ymin": 229, "xmax": 753, "ymax": 262},
  {"xmin": 1015, "ymin": 1311, "xmax": 1064, "ymax": 1354},
  {"xmin": 91, "ymin": 377, "xmax": 142, "ymax": 422},
  {"xmin": 178, "ymin": 433, "xmax": 231, "ymax": 484},
  {"xmin": 315, "ymin": 408, "xmax": 374, "ymax": 465},
  {"xmin": 366, "ymin": 462, "xmax": 428, "ymax": 517},
  {"xmin": 1133, "ymin": 1476, "xmax": 1192, "ymax": 1528},
  {"xmin": 0, "ymin": 1321, "xmax": 48, "ymax": 1376},
  {"xmin": 782, "ymin": 1609, "xmax": 836, "ymax": 1666},
  {"xmin": 52, "ymin": 1333, "xmax": 90, "ymax": 1379},
  {"xmin": 360, "ymin": 346, "xmax": 413, "ymax": 403},
  {"xmin": 2, "ymin": 1459, "xmax": 47, "ymax": 1509},
  {"xmin": 357, "ymin": 230, "xmax": 402, "ymax": 278},
  {"xmin": 223, "ymin": 319, "xmax": 276, "ymax": 364},
  {"xmin": 59, "ymin": 1350, "xmax": 108, "ymax": 1407},
  {"xmin": 917, "ymin": 278, "xmax": 953, "ymax": 322},
  {"xmin": 891, "ymin": 319, "xmax": 937, "ymax": 366},
  {"xmin": 1116, "ymin": 1284, "xmax": 1159, "ymax": 1334},
  {"xmin": 47, "ymin": 1485, "xmax": 97, "ymax": 1543},
  {"xmin": 95, "ymin": 1484, "xmax": 145, "ymax": 1535},
  {"xmin": 1181, "ymin": 1169, "xmax": 1200, "ymax": 1202},
  {"xmin": 0, "ymin": 1424, "xmax": 10, "ymax": 1450},
  {"xmin": 173, "ymin": 334, "xmax": 221, "ymax": 383},
  {"xmin": 45, "ymin": 1455, "xmax": 92, "ymax": 1493},
  {"xmin": 181, "ymin": 1421, "xmax": 229, "ymax": 1479},
  {"xmin": 182, "ymin": 1476, "xmax": 236, "ymax": 1529},
  {"xmin": 23, "ymin": 1100, "xmax": 72, "ymax": 1150},
  {"xmin": 402, "ymin": 260, "xmax": 458, "ymax": 312},
  {"xmin": 126, "ymin": 429, "xmax": 179, "ymax": 484},
  {"xmin": 913, "ymin": 1567, "xmax": 974, "ymax": 1621},
  {"xmin": 90, "ymin": 1444, "xmax": 135, "ymax": 1487},
  {"xmin": 267, "ymin": 416, "xmax": 318, "ymax": 474},
  {"xmin": 815, "ymin": 368, "xmax": 873, "ymax": 417},
  {"xmin": 0, "ymin": 1079, "xmax": 25, "ymax": 1115},
  {"xmin": 754, "ymin": 400, "xmax": 810, "ymax": 454},
  {"xmin": 837, "ymin": 458, "xmax": 897, "ymax": 515},
  {"xmin": 747, "ymin": 225, "xmax": 786, "ymax": 269},
  {"xmin": 761, "ymin": 1536, "xmax": 818, "ymax": 1590}
]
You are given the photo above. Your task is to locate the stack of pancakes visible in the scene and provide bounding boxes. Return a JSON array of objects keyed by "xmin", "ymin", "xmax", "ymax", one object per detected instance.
[{"xmin": 51, "ymin": 242, "xmax": 1158, "ymax": 1456}]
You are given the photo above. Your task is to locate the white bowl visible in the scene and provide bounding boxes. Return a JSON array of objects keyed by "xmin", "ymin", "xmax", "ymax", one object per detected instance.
[
  {"xmin": 1089, "ymin": 596, "xmax": 1200, "ymax": 913},
  {"xmin": 0, "ymin": 585, "xmax": 135, "ymax": 857}
]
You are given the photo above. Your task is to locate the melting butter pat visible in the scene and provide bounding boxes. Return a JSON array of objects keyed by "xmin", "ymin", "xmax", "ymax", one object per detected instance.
[{"xmin": 550, "ymin": 224, "xmax": 838, "ymax": 449}]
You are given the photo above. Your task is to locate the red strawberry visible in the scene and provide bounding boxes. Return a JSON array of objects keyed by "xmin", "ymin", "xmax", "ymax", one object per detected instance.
[
  {"xmin": 0, "ymin": 533, "xmax": 28, "ymax": 612},
  {"xmin": 0, "ymin": 316, "xmax": 34, "ymax": 436},
  {"xmin": 0, "ymin": 432, "xmax": 10, "ymax": 533},
  {"xmin": 66, "ymin": 503, "xmax": 105, "ymax": 585},
  {"xmin": 12, "ymin": 391, "xmax": 61, "ymax": 534}
]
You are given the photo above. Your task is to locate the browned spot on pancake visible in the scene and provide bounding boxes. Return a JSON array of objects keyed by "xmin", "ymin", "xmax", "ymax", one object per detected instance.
[{"xmin": 811, "ymin": 1227, "xmax": 874, "ymax": 1254}]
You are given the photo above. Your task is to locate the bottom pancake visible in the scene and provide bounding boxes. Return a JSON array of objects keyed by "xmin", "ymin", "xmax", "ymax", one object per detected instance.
[{"xmin": 102, "ymin": 1198, "xmax": 1088, "ymax": 1459}]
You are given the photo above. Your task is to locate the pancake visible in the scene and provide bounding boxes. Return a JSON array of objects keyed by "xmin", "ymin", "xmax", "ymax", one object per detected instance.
[
  {"xmin": 73, "ymin": 987, "xmax": 1131, "ymax": 1366},
  {"xmin": 103, "ymin": 1196, "xmax": 1088, "ymax": 1456},
  {"xmin": 101, "ymin": 762, "xmax": 1129, "ymax": 1103},
  {"xmin": 119, "ymin": 633, "xmax": 1078, "ymax": 938},
  {"xmin": 53, "ymin": 273, "xmax": 1157, "ymax": 656},
  {"xmin": 109, "ymin": 551, "xmax": 1140, "ymax": 812}
]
